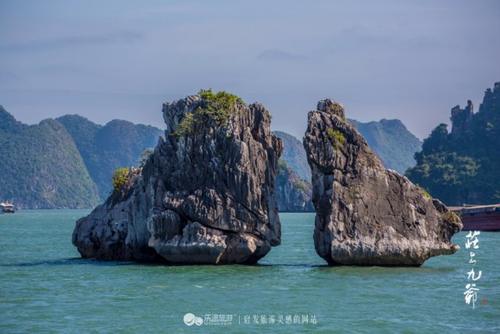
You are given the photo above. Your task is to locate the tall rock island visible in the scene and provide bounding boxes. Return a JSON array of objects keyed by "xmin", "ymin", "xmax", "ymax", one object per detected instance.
[
  {"xmin": 73, "ymin": 90, "xmax": 283, "ymax": 264},
  {"xmin": 303, "ymin": 99, "xmax": 462, "ymax": 266}
]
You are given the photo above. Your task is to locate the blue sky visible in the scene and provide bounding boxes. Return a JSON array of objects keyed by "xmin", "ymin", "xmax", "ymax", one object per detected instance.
[{"xmin": 1, "ymin": 0, "xmax": 499, "ymax": 139}]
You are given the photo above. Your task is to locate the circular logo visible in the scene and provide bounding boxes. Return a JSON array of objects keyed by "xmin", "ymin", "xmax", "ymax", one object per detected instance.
[
  {"xmin": 183, "ymin": 313, "xmax": 196, "ymax": 326},
  {"xmin": 184, "ymin": 313, "xmax": 203, "ymax": 326}
]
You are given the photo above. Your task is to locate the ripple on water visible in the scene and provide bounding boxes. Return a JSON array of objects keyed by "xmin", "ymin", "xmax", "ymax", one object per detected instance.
[{"xmin": 0, "ymin": 211, "xmax": 498, "ymax": 333}]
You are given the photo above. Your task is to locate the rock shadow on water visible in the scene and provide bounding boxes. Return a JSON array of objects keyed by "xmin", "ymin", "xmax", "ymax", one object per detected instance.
[
  {"xmin": 312, "ymin": 263, "xmax": 456, "ymax": 278},
  {"xmin": 0, "ymin": 256, "xmax": 455, "ymax": 276}
]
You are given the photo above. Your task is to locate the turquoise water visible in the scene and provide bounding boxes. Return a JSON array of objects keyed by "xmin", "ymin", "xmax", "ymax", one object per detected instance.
[{"xmin": 0, "ymin": 210, "xmax": 498, "ymax": 333}]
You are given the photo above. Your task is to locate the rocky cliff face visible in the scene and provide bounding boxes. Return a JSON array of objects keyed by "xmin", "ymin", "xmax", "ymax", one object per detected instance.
[
  {"xmin": 276, "ymin": 159, "xmax": 313, "ymax": 212},
  {"xmin": 72, "ymin": 91, "xmax": 282, "ymax": 264},
  {"xmin": 303, "ymin": 99, "xmax": 462, "ymax": 266}
]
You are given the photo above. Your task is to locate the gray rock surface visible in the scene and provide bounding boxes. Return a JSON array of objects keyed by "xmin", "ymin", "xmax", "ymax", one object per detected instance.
[
  {"xmin": 303, "ymin": 99, "xmax": 462, "ymax": 266},
  {"xmin": 73, "ymin": 92, "xmax": 282, "ymax": 264}
]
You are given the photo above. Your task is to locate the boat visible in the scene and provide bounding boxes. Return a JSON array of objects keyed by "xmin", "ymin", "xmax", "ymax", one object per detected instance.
[
  {"xmin": 0, "ymin": 201, "xmax": 16, "ymax": 213},
  {"xmin": 450, "ymin": 204, "xmax": 500, "ymax": 231}
]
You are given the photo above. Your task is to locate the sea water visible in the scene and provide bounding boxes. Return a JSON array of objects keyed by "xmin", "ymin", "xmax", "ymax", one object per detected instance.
[{"xmin": 0, "ymin": 210, "xmax": 498, "ymax": 333}]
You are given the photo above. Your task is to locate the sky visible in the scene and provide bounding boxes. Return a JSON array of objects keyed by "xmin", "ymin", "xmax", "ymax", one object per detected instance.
[{"xmin": 1, "ymin": 0, "xmax": 499, "ymax": 139}]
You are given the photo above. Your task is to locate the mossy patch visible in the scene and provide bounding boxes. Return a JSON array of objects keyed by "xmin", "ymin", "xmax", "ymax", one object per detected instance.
[
  {"xmin": 442, "ymin": 211, "xmax": 461, "ymax": 226},
  {"xmin": 174, "ymin": 112, "xmax": 196, "ymax": 137},
  {"xmin": 174, "ymin": 89, "xmax": 243, "ymax": 137},
  {"xmin": 326, "ymin": 128, "xmax": 346, "ymax": 148},
  {"xmin": 112, "ymin": 167, "xmax": 131, "ymax": 193},
  {"xmin": 418, "ymin": 186, "xmax": 432, "ymax": 200}
]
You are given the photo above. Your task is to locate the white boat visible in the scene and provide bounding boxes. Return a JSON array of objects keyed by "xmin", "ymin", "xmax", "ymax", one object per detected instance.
[{"xmin": 0, "ymin": 202, "xmax": 16, "ymax": 213}]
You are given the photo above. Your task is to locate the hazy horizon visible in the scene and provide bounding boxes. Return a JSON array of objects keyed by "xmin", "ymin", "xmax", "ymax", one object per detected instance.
[{"xmin": 1, "ymin": 0, "xmax": 499, "ymax": 140}]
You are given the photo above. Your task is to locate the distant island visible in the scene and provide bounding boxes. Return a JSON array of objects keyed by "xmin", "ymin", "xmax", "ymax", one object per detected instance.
[
  {"xmin": 0, "ymin": 107, "xmax": 161, "ymax": 209},
  {"xmin": 56, "ymin": 115, "xmax": 162, "ymax": 200},
  {"xmin": 406, "ymin": 82, "xmax": 500, "ymax": 206},
  {"xmin": 0, "ymin": 108, "xmax": 100, "ymax": 209}
]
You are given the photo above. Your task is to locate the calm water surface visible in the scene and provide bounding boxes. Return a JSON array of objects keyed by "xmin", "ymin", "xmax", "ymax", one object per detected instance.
[{"xmin": 0, "ymin": 210, "xmax": 499, "ymax": 333}]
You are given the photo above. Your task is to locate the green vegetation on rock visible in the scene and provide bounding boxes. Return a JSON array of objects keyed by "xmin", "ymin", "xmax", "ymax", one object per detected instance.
[
  {"xmin": 174, "ymin": 89, "xmax": 243, "ymax": 137},
  {"xmin": 442, "ymin": 211, "xmax": 461, "ymax": 226},
  {"xmin": 326, "ymin": 128, "xmax": 345, "ymax": 148},
  {"xmin": 419, "ymin": 186, "xmax": 432, "ymax": 200},
  {"xmin": 112, "ymin": 167, "xmax": 131, "ymax": 193}
]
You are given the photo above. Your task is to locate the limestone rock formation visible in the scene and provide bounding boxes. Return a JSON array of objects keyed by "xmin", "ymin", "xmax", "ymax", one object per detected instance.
[
  {"xmin": 303, "ymin": 99, "xmax": 462, "ymax": 266},
  {"xmin": 450, "ymin": 100, "xmax": 474, "ymax": 136},
  {"xmin": 72, "ymin": 90, "xmax": 282, "ymax": 264},
  {"xmin": 406, "ymin": 82, "xmax": 500, "ymax": 205}
]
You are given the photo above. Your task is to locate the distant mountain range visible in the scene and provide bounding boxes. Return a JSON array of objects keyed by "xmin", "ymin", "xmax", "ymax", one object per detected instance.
[
  {"xmin": 275, "ymin": 118, "xmax": 421, "ymax": 180},
  {"xmin": 0, "ymin": 107, "xmax": 161, "ymax": 208},
  {"xmin": 56, "ymin": 115, "xmax": 162, "ymax": 199},
  {"xmin": 273, "ymin": 131, "xmax": 311, "ymax": 180},
  {"xmin": 1, "ymin": 106, "xmax": 422, "ymax": 210},
  {"xmin": 275, "ymin": 159, "xmax": 313, "ymax": 212},
  {"xmin": 0, "ymin": 106, "xmax": 100, "ymax": 209},
  {"xmin": 349, "ymin": 119, "xmax": 422, "ymax": 174}
]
